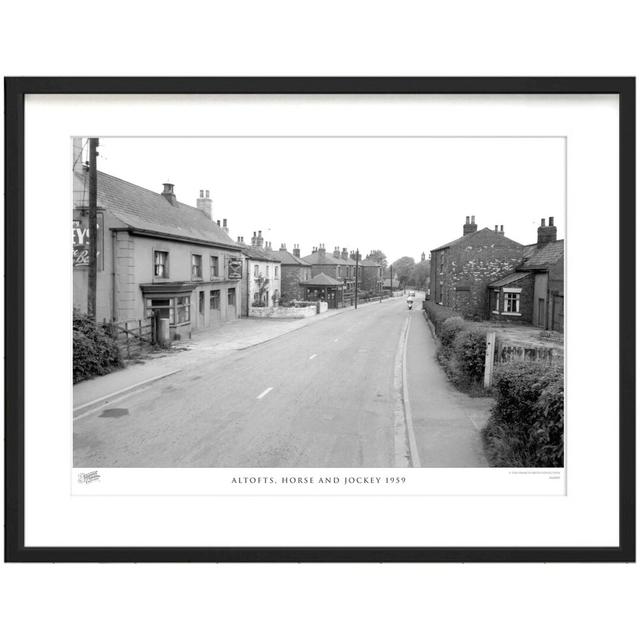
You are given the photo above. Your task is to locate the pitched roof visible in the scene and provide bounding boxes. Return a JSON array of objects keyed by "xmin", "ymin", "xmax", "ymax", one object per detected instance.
[
  {"xmin": 270, "ymin": 248, "xmax": 311, "ymax": 266},
  {"xmin": 301, "ymin": 251, "xmax": 356, "ymax": 265},
  {"xmin": 359, "ymin": 258, "xmax": 382, "ymax": 267},
  {"xmin": 77, "ymin": 169, "xmax": 239, "ymax": 248},
  {"xmin": 300, "ymin": 272, "xmax": 344, "ymax": 286},
  {"xmin": 239, "ymin": 244, "xmax": 281, "ymax": 263},
  {"xmin": 519, "ymin": 240, "xmax": 564, "ymax": 270},
  {"xmin": 431, "ymin": 227, "xmax": 523, "ymax": 252},
  {"xmin": 489, "ymin": 272, "xmax": 530, "ymax": 288}
]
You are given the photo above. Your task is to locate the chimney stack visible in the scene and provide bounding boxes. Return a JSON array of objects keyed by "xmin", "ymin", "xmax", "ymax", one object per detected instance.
[
  {"xmin": 537, "ymin": 217, "xmax": 557, "ymax": 246},
  {"xmin": 463, "ymin": 215, "xmax": 478, "ymax": 236},
  {"xmin": 293, "ymin": 244, "xmax": 301, "ymax": 258},
  {"xmin": 318, "ymin": 243, "xmax": 326, "ymax": 257},
  {"xmin": 256, "ymin": 230, "xmax": 264, "ymax": 247},
  {"xmin": 251, "ymin": 231, "xmax": 257, "ymax": 246},
  {"xmin": 499, "ymin": 225, "xmax": 504, "ymax": 235},
  {"xmin": 333, "ymin": 246, "xmax": 341, "ymax": 258},
  {"xmin": 196, "ymin": 188, "xmax": 213, "ymax": 220},
  {"xmin": 222, "ymin": 218, "xmax": 228, "ymax": 234},
  {"xmin": 342, "ymin": 247, "xmax": 349, "ymax": 260},
  {"xmin": 161, "ymin": 182, "xmax": 177, "ymax": 206}
]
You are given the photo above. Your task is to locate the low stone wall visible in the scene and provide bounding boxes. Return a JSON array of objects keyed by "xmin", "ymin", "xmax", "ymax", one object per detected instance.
[{"xmin": 249, "ymin": 305, "xmax": 317, "ymax": 319}]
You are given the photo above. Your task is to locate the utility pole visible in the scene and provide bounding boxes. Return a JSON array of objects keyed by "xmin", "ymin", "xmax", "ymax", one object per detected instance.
[
  {"xmin": 354, "ymin": 249, "xmax": 360, "ymax": 309},
  {"xmin": 87, "ymin": 138, "xmax": 99, "ymax": 320},
  {"xmin": 389, "ymin": 265, "xmax": 393, "ymax": 296}
]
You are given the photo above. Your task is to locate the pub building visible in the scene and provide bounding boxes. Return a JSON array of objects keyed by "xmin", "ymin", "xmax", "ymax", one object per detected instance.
[{"xmin": 73, "ymin": 143, "xmax": 242, "ymax": 340}]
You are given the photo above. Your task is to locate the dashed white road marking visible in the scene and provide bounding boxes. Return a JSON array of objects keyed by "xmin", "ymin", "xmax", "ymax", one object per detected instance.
[
  {"xmin": 334, "ymin": 338, "xmax": 339, "ymax": 342},
  {"xmin": 256, "ymin": 387, "xmax": 273, "ymax": 400},
  {"xmin": 309, "ymin": 354, "xmax": 317, "ymax": 360}
]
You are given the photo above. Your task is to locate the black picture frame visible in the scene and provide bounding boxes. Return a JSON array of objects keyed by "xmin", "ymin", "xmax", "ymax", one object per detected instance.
[{"xmin": 4, "ymin": 77, "xmax": 635, "ymax": 563}]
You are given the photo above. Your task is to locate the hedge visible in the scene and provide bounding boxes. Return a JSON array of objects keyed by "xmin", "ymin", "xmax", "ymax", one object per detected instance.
[
  {"xmin": 482, "ymin": 361, "xmax": 564, "ymax": 467},
  {"xmin": 423, "ymin": 300, "xmax": 463, "ymax": 335},
  {"xmin": 73, "ymin": 309, "xmax": 123, "ymax": 383}
]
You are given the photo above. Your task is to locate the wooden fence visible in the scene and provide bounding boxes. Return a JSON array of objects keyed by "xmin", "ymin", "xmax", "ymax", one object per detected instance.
[
  {"xmin": 484, "ymin": 331, "xmax": 563, "ymax": 388},
  {"xmin": 102, "ymin": 318, "xmax": 155, "ymax": 359}
]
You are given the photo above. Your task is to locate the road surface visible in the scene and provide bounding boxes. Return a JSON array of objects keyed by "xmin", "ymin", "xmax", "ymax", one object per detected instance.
[{"xmin": 74, "ymin": 296, "xmax": 489, "ymax": 467}]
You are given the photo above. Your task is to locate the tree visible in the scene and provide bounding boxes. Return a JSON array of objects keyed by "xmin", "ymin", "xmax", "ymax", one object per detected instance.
[
  {"xmin": 411, "ymin": 259, "xmax": 431, "ymax": 289},
  {"xmin": 367, "ymin": 250, "xmax": 387, "ymax": 268},
  {"xmin": 391, "ymin": 256, "xmax": 415, "ymax": 288}
]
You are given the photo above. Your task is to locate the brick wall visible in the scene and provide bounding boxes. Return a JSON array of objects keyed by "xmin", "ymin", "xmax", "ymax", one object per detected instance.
[
  {"xmin": 431, "ymin": 229, "xmax": 525, "ymax": 320},
  {"xmin": 281, "ymin": 264, "xmax": 312, "ymax": 300}
]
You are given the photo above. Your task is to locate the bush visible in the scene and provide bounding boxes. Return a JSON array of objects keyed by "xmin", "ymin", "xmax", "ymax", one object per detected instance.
[
  {"xmin": 482, "ymin": 362, "xmax": 564, "ymax": 467},
  {"xmin": 452, "ymin": 328, "xmax": 487, "ymax": 386},
  {"xmin": 73, "ymin": 309, "xmax": 123, "ymax": 383},
  {"xmin": 423, "ymin": 300, "xmax": 462, "ymax": 335},
  {"xmin": 439, "ymin": 316, "xmax": 466, "ymax": 353}
]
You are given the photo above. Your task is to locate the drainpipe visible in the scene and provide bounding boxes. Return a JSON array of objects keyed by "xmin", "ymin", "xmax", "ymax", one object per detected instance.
[{"xmin": 111, "ymin": 230, "xmax": 118, "ymax": 321}]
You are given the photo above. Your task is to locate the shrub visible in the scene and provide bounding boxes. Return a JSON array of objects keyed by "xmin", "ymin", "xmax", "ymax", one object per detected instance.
[
  {"xmin": 482, "ymin": 361, "xmax": 564, "ymax": 467},
  {"xmin": 423, "ymin": 300, "xmax": 462, "ymax": 335},
  {"xmin": 73, "ymin": 309, "xmax": 123, "ymax": 383},
  {"xmin": 439, "ymin": 316, "xmax": 466, "ymax": 353},
  {"xmin": 452, "ymin": 328, "xmax": 487, "ymax": 387}
]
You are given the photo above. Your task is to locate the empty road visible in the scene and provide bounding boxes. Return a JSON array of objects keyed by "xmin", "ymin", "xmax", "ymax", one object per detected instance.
[{"xmin": 74, "ymin": 296, "xmax": 489, "ymax": 467}]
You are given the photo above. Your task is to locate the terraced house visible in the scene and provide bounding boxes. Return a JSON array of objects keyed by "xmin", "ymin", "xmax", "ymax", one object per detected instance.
[
  {"xmin": 302, "ymin": 244, "xmax": 358, "ymax": 301},
  {"xmin": 73, "ymin": 158, "xmax": 243, "ymax": 340}
]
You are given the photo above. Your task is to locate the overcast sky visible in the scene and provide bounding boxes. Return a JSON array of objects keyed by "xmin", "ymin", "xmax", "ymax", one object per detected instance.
[{"xmin": 92, "ymin": 136, "xmax": 565, "ymax": 264}]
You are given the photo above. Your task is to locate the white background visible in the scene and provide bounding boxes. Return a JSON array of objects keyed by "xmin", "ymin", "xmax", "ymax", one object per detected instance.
[
  {"xmin": 27, "ymin": 95, "xmax": 604, "ymax": 547},
  {"xmin": 1, "ymin": 1, "xmax": 638, "ymax": 639}
]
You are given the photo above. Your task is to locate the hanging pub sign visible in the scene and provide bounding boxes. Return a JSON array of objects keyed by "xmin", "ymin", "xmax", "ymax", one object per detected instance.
[
  {"xmin": 73, "ymin": 210, "xmax": 104, "ymax": 270},
  {"xmin": 227, "ymin": 256, "xmax": 243, "ymax": 280}
]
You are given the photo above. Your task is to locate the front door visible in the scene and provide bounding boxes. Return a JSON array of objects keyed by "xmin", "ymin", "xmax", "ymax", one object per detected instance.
[
  {"xmin": 198, "ymin": 291, "xmax": 205, "ymax": 327},
  {"xmin": 209, "ymin": 289, "xmax": 221, "ymax": 326},
  {"xmin": 226, "ymin": 288, "xmax": 237, "ymax": 320}
]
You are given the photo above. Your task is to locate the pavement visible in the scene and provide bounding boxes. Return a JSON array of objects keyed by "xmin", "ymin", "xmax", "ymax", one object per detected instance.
[{"xmin": 74, "ymin": 294, "xmax": 493, "ymax": 467}]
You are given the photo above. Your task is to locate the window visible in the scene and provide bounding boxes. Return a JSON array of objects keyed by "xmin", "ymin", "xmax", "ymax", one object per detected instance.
[
  {"xmin": 191, "ymin": 254, "xmax": 202, "ymax": 280},
  {"xmin": 275, "ymin": 266, "xmax": 279, "ymax": 278},
  {"xmin": 504, "ymin": 292, "xmax": 521, "ymax": 314},
  {"xmin": 210, "ymin": 289, "xmax": 220, "ymax": 310},
  {"xmin": 254, "ymin": 264, "xmax": 259, "ymax": 277},
  {"xmin": 144, "ymin": 296, "xmax": 190, "ymax": 326},
  {"xmin": 439, "ymin": 252, "xmax": 444, "ymax": 274},
  {"xmin": 494, "ymin": 291, "xmax": 500, "ymax": 313},
  {"xmin": 210, "ymin": 255, "xmax": 219, "ymax": 279},
  {"xmin": 228, "ymin": 288, "xmax": 236, "ymax": 306},
  {"xmin": 154, "ymin": 251, "xmax": 169, "ymax": 278},
  {"xmin": 266, "ymin": 265, "xmax": 270, "ymax": 277}
]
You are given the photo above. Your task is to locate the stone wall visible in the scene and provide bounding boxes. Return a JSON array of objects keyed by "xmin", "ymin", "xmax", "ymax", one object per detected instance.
[{"xmin": 249, "ymin": 305, "xmax": 317, "ymax": 319}]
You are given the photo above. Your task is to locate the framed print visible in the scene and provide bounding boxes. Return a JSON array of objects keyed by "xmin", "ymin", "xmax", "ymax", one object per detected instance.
[{"xmin": 4, "ymin": 77, "xmax": 635, "ymax": 562}]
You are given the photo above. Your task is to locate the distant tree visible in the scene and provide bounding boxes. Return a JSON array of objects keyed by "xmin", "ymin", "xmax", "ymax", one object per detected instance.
[
  {"xmin": 411, "ymin": 260, "xmax": 431, "ymax": 289},
  {"xmin": 367, "ymin": 250, "xmax": 387, "ymax": 268},
  {"xmin": 391, "ymin": 256, "xmax": 415, "ymax": 288}
]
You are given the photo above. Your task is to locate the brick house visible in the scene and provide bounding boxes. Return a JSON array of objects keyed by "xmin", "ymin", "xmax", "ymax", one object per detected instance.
[
  {"xmin": 358, "ymin": 252, "xmax": 384, "ymax": 294},
  {"xmin": 73, "ymin": 162, "xmax": 243, "ymax": 341},
  {"xmin": 269, "ymin": 243, "xmax": 312, "ymax": 302},
  {"xmin": 429, "ymin": 216, "xmax": 525, "ymax": 320},
  {"xmin": 489, "ymin": 218, "xmax": 564, "ymax": 331},
  {"xmin": 302, "ymin": 244, "xmax": 357, "ymax": 300},
  {"xmin": 237, "ymin": 232, "xmax": 282, "ymax": 316}
]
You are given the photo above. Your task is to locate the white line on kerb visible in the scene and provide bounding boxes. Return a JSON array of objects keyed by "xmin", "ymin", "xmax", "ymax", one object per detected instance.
[
  {"xmin": 309, "ymin": 354, "xmax": 317, "ymax": 360},
  {"xmin": 256, "ymin": 387, "xmax": 273, "ymax": 400}
]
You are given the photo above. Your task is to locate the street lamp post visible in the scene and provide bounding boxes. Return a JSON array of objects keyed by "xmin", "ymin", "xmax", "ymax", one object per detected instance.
[{"xmin": 354, "ymin": 249, "xmax": 360, "ymax": 309}]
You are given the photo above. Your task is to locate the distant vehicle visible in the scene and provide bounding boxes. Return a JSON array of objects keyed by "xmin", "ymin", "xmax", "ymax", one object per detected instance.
[{"xmin": 407, "ymin": 290, "xmax": 416, "ymax": 298}]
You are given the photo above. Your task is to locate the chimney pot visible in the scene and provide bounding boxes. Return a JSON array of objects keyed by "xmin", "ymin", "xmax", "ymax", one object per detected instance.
[
  {"xmin": 500, "ymin": 225, "xmax": 503, "ymax": 232},
  {"xmin": 549, "ymin": 216, "xmax": 555, "ymax": 227},
  {"xmin": 495, "ymin": 225, "xmax": 498, "ymax": 232},
  {"xmin": 205, "ymin": 190, "xmax": 209, "ymax": 198},
  {"xmin": 466, "ymin": 216, "xmax": 470, "ymax": 224},
  {"xmin": 161, "ymin": 182, "xmax": 177, "ymax": 205},
  {"xmin": 541, "ymin": 218, "xmax": 546, "ymax": 226},
  {"xmin": 199, "ymin": 189, "xmax": 204, "ymax": 198}
]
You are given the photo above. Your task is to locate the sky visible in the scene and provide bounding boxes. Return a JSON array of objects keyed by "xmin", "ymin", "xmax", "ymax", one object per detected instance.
[{"xmin": 90, "ymin": 136, "xmax": 566, "ymax": 264}]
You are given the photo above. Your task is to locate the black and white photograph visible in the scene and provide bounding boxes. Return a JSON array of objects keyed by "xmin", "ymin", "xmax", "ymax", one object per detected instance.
[{"xmin": 72, "ymin": 135, "xmax": 565, "ymax": 471}]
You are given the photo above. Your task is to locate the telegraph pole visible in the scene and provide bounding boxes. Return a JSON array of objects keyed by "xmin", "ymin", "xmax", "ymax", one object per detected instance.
[
  {"xmin": 354, "ymin": 249, "xmax": 360, "ymax": 309},
  {"xmin": 389, "ymin": 265, "xmax": 393, "ymax": 296},
  {"xmin": 87, "ymin": 138, "xmax": 99, "ymax": 320}
]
